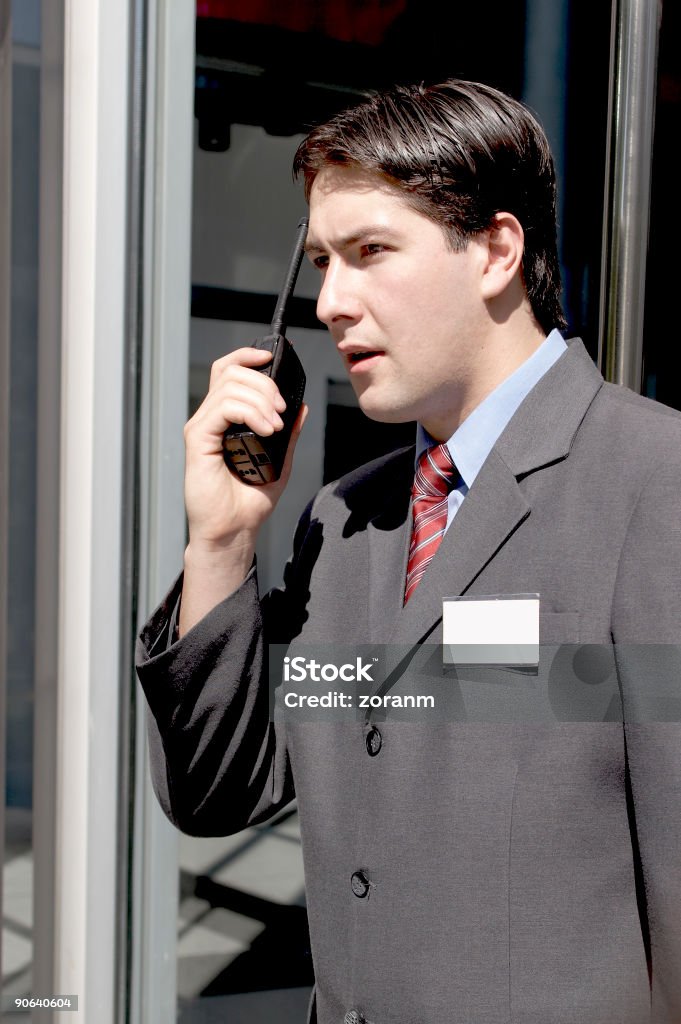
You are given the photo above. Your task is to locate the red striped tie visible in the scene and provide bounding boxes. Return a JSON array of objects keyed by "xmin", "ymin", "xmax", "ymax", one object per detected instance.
[{"xmin": 404, "ymin": 444, "xmax": 457, "ymax": 604}]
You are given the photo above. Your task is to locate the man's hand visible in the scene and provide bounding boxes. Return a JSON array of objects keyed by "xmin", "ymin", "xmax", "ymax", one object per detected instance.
[{"xmin": 179, "ymin": 346, "xmax": 307, "ymax": 635}]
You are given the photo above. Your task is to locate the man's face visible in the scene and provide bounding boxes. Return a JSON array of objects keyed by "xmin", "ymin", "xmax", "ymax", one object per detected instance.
[{"xmin": 306, "ymin": 165, "xmax": 490, "ymax": 440}]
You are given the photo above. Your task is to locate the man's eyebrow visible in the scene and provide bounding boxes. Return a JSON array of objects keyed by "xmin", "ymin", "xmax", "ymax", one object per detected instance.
[{"xmin": 304, "ymin": 225, "xmax": 401, "ymax": 254}]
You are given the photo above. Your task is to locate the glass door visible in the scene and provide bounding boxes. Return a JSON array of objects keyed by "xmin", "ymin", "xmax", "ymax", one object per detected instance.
[{"xmin": 175, "ymin": 1, "xmax": 614, "ymax": 1020}]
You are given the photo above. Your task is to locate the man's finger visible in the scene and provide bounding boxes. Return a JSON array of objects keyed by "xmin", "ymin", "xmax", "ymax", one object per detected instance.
[
  {"xmin": 209, "ymin": 347, "xmax": 273, "ymax": 390},
  {"xmin": 278, "ymin": 403, "xmax": 309, "ymax": 485}
]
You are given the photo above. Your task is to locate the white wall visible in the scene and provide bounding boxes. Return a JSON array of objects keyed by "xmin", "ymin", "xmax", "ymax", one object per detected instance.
[{"xmin": 192, "ymin": 121, "xmax": 318, "ymax": 298}]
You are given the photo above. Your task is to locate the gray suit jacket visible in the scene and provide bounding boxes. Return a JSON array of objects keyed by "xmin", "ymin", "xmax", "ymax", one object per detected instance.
[{"xmin": 137, "ymin": 339, "xmax": 681, "ymax": 1024}]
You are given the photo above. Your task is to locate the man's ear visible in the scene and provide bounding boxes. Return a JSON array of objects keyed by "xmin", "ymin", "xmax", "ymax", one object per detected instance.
[{"xmin": 479, "ymin": 213, "xmax": 524, "ymax": 300}]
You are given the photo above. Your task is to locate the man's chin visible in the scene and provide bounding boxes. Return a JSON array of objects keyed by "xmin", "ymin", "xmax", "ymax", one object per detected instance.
[{"xmin": 356, "ymin": 395, "xmax": 415, "ymax": 425}]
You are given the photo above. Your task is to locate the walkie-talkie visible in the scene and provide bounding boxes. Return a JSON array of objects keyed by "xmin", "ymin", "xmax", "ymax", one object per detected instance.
[{"xmin": 223, "ymin": 217, "xmax": 308, "ymax": 485}]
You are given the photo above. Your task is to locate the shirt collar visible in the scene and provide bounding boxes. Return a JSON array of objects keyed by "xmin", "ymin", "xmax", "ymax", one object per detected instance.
[{"xmin": 416, "ymin": 328, "xmax": 568, "ymax": 488}]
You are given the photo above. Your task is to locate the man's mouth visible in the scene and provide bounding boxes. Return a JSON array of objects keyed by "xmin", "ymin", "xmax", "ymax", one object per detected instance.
[{"xmin": 349, "ymin": 350, "xmax": 381, "ymax": 362}]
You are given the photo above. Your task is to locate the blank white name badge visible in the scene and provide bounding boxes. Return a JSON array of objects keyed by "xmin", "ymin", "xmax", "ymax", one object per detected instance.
[{"xmin": 442, "ymin": 594, "xmax": 539, "ymax": 666}]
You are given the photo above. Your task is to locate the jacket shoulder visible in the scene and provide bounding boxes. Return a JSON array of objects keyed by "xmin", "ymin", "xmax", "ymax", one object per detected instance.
[
  {"xmin": 328, "ymin": 444, "xmax": 414, "ymax": 498},
  {"xmin": 306, "ymin": 445, "xmax": 414, "ymax": 525},
  {"xmin": 600, "ymin": 381, "xmax": 681, "ymax": 421},
  {"xmin": 594, "ymin": 383, "xmax": 681, "ymax": 456}
]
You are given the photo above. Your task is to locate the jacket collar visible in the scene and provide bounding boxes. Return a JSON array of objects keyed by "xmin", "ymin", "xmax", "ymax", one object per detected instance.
[{"xmin": 493, "ymin": 337, "xmax": 603, "ymax": 476}]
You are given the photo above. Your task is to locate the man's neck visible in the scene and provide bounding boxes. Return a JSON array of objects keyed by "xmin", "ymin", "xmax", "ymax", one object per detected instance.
[{"xmin": 423, "ymin": 316, "xmax": 548, "ymax": 442}]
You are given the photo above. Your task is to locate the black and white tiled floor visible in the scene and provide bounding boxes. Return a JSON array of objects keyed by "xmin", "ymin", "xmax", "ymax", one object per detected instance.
[
  {"xmin": 2, "ymin": 805, "xmax": 313, "ymax": 1022},
  {"xmin": 178, "ymin": 804, "xmax": 314, "ymax": 1021}
]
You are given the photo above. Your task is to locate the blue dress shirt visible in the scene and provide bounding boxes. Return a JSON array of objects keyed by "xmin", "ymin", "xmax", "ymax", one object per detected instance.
[{"xmin": 415, "ymin": 329, "xmax": 568, "ymax": 530}]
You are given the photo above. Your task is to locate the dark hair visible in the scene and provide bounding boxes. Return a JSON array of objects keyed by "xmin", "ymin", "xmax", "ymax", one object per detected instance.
[{"xmin": 293, "ymin": 80, "xmax": 566, "ymax": 334}]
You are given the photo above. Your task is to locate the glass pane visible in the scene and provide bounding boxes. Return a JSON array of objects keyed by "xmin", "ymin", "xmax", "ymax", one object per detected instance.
[
  {"xmin": 178, "ymin": 810, "xmax": 311, "ymax": 1021},
  {"xmin": 2, "ymin": 1, "xmax": 41, "ymax": 1010},
  {"xmin": 642, "ymin": 0, "xmax": 680, "ymax": 408},
  {"xmin": 184, "ymin": 117, "xmax": 319, "ymax": 1017}
]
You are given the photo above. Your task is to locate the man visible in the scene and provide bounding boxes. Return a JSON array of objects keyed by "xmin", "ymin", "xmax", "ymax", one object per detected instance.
[{"xmin": 137, "ymin": 81, "xmax": 681, "ymax": 1023}]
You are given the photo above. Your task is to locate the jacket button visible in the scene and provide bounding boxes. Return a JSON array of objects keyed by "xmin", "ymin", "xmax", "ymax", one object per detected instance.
[
  {"xmin": 365, "ymin": 726, "xmax": 382, "ymax": 756},
  {"xmin": 343, "ymin": 1012, "xmax": 365, "ymax": 1024},
  {"xmin": 350, "ymin": 870, "xmax": 371, "ymax": 898}
]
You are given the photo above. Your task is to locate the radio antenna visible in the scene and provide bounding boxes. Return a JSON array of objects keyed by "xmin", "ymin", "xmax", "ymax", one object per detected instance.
[{"xmin": 271, "ymin": 216, "xmax": 309, "ymax": 337}]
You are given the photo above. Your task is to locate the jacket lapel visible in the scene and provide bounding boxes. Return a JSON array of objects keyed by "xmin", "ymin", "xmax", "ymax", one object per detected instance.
[{"xmin": 364, "ymin": 448, "xmax": 414, "ymax": 642}]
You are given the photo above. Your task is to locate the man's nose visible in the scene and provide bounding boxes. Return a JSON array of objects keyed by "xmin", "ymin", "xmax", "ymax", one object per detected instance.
[{"xmin": 316, "ymin": 262, "xmax": 359, "ymax": 328}]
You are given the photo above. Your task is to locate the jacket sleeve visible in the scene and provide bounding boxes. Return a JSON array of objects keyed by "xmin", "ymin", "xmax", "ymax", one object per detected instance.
[
  {"xmin": 611, "ymin": 453, "xmax": 681, "ymax": 1022},
  {"xmin": 135, "ymin": 496, "xmax": 320, "ymax": 837}
]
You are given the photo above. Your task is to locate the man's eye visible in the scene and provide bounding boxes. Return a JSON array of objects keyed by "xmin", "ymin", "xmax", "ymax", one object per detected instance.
[
  {"xmin": 363, "ymin": 243, "xmax": 385, "ymax": 257},
  {"xmin": 312, "ymin": 255, "xmax": 329, "ymax": 270}
]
